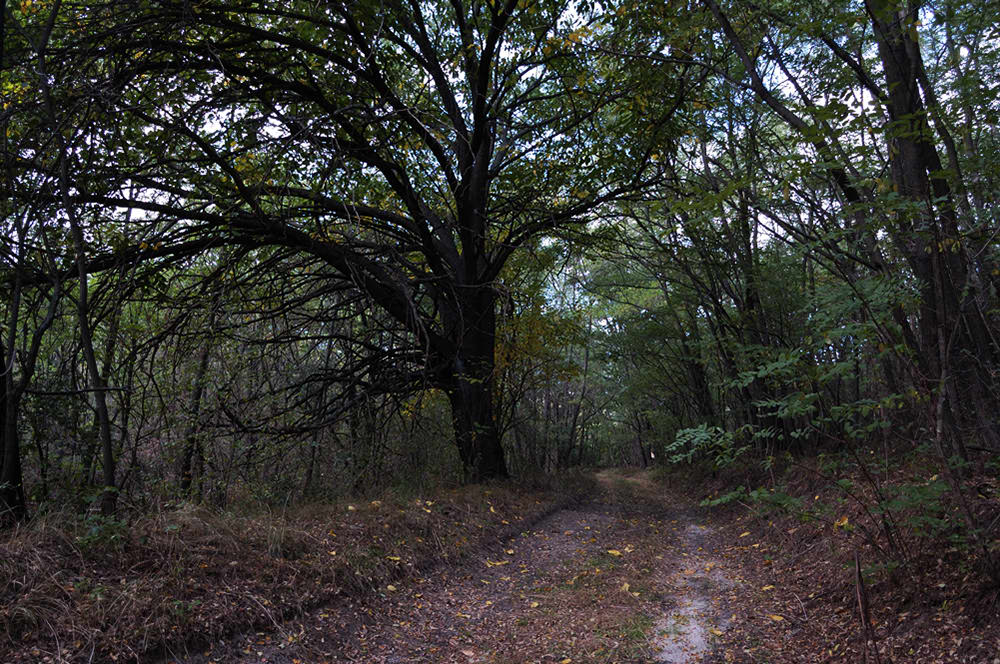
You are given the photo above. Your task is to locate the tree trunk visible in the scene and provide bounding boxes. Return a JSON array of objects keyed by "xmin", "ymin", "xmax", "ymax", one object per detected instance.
[
  {"xmin": 442, "ymin": 286, "xmax": 508, "ymax": 483},
  {"xmin": 0, "ymin": 339, "xmax": 28, "ymax": 526},
  {"xmin": 179, "ymin": 336, "xmax": 212, "ymax": 497},
  {"xmin": 447, "ymin": 374, "xmax": 507, "ymax": 482},
  {"xmin": 868, "ymin": 0, "xmax": 1000, "ymax": 450}
]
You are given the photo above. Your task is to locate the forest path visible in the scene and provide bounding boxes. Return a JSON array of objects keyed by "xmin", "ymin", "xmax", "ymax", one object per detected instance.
[{"xmin": 166, "ymin": 471, "xmax": 738, "ymax": 664}]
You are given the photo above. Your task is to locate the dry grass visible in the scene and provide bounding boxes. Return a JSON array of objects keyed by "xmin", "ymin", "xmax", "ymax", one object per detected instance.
[{"xmin": 1, "ymin": 473, "xmax": 593, "ymax": 663}]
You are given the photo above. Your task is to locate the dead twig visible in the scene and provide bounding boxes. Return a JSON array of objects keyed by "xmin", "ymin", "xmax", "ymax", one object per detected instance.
[{"xmin": 855, "ymin": 550, "xmax": 882, "ymax": 664}]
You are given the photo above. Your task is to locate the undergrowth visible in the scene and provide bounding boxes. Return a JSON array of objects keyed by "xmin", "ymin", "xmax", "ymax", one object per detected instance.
[
  {"xmin": 661, "ymin": 443, "xmax": 1000, "ymax": 662},
  {"xmin": 0, "ymin": 473, "xmax": 594, "ymax": 663}
]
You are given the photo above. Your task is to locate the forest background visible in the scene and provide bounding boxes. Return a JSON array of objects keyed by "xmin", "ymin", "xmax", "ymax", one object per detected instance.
[{"xmin": 1, "ymin": 0, "xmax": 999, "ymax": 657}]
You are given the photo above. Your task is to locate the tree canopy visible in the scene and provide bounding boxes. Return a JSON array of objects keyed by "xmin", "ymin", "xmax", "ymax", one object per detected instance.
[{"xmin": 1, "ymin": 0, "xmax": 997, "ymax": 572}]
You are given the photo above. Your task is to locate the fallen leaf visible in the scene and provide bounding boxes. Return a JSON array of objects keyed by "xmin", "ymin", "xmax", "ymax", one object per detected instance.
[
  {"xmin": 607, "ymin": 549, "xmax": 622, "ymax": 556},
  {"xmin": 768, "ymin": 614, "xmax": 784, "ymax": 621},
  {"xmin": 530, "ymin": 601, "xmax": 539, "ymax": 608},
  {"xmin": 386, "ymin": 585, "xmax": 397, "ymax": 591},
  {"xmin": 710, "ymin": 627, "xmax": 723, "ymax": 636},
  {"xmin": 762, "ymin": 585, "xmax": 775, "ymax": 591},
  {"xmin": 739, "ymin": 531, "xmax": 751, "ymax": 538}
]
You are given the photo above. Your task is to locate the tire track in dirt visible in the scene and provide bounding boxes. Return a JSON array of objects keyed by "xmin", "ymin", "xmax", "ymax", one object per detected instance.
[
  {"xmin": 650, "ymin": 523, "xmax": 734, "ymax": 663},
  {"xmin": 162, "ymin": 471, "xmax": 738, "ymax": 664}
]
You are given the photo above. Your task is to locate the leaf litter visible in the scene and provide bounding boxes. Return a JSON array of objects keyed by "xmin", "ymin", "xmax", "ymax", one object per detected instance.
[{"xmin": 160, "ymin": 470, "xmax": 741, "ymax": 664}]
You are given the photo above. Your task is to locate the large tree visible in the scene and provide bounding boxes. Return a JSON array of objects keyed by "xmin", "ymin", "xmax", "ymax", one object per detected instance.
[{"xmin": 16, "ymin": 0, "xmax": 676, "ymax": 481}]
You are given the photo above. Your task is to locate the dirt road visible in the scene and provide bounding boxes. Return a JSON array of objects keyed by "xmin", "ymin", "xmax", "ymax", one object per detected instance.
[{"xmin": 162, "ymin": 471, "xmax": 738, "ymax": 664}]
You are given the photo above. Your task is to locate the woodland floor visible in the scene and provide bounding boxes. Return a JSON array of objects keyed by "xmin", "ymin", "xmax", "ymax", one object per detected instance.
[
  {"xmin": 8, "ymin": 467, "xmax": 999, "ymax": 663},
  {"xmin": 157, "ymin": 471, "xmax": 740, "ymax": 664}
]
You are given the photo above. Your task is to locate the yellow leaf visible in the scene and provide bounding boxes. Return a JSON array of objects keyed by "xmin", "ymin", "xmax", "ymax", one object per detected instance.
[
  {"xmin": 505, "ymin": 549, "xmax": 515, "ymax": 555},
  {"xmin": 530, "ymin": 601, "xmax": 539, "ymax": 608},
  {"xmin": 834, "ymin": 516, "xmax": 849, "ymax": 529},
  {"xmin": 386, "ymin": 585, "xmax": 397, "ymax": 591},
  {"xmin": 607, "ymin": 549, "xmax": 622, "ymax": 556},
  {"xmin": 709, "ymin": 627, "xmax": 723, "ymax": 636},
  {"xmin": 768, "ymin": 614, "xmax": 784, "ymax": 621},
  {"xmin": 762, "ymin": 585, "xmax": 775, "ymax": 591},
  {"xmin": 622, "ymin": 582, "xmax": 630, "ymax": 592},
  {"xmin": 561, "ymin": 659, "xmax": 572, "ymax": 663},
  {"xmin": 347, "ymin": 505, "xmax": 356, "ymax": 511},
  {"xmin": 386, "ymin": 555, "xmax": 401, "ymax": 561},
  {"xmin": 739, "ymin": 531, "xmax": 751, "ymax": 538},
  {"xmin": 486, "ymin": 559, "xmax": 510, "ymax": 567}
]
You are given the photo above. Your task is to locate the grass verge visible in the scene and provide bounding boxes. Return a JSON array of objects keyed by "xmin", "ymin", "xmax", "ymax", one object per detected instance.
[{"xmin": 1, "ymin": 473, "xmax": 594, "ymax": 663}]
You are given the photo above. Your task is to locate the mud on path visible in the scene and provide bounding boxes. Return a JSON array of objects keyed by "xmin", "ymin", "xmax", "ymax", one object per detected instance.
[{"xmin": 163, "ymin": 471, "xmax": 739, "ymax": 664}]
